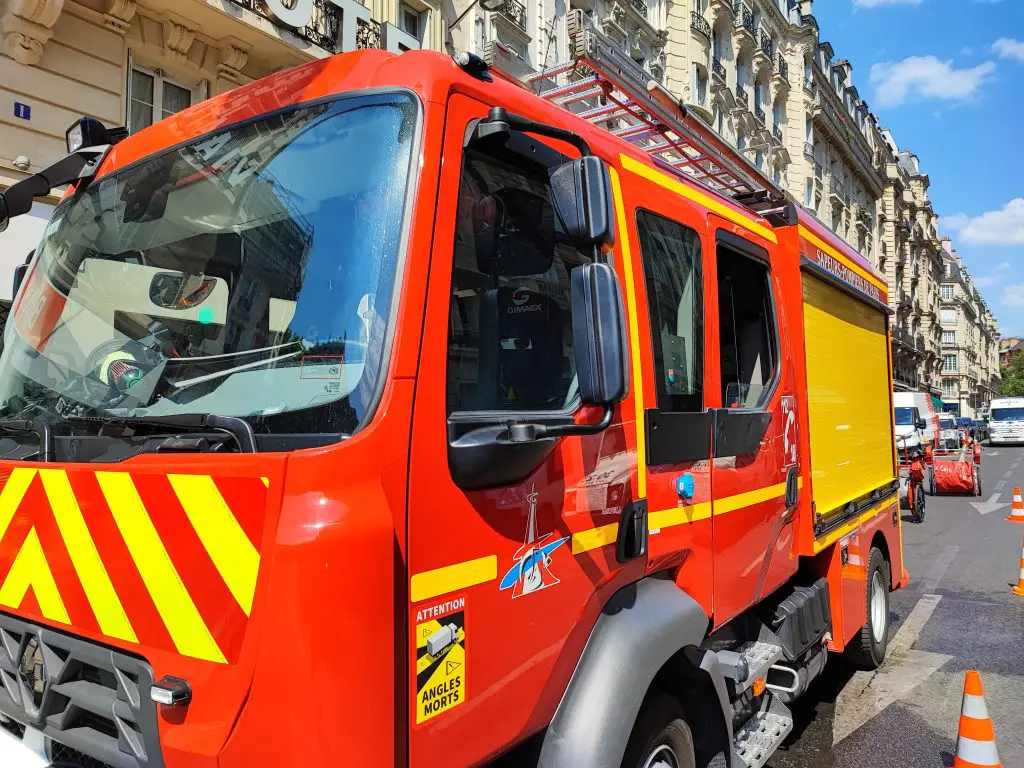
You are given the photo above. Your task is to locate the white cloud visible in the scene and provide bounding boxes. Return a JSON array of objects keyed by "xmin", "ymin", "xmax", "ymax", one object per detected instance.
[
  {"xmin": 942, "ymin": 213, "xmax": 971, "ymax": 232},
  {"xmin": 1003, "ymin": 285, "xmax": 1024, "ymax": 307},
  {"xmin": 853, "ymin": 0, "xmax": 920, "ymax": 6},
  {"xmin": 999, "ymin": 261, "xmax": 1012, "ymax": 271},
  {"xmin": 869, "ymin": 56, "xmax": 996, "ymax": 107},
  {"xmin": 993, "ymin": 38, "xmax": 1024, "ymax": 63},
  {"xmin": 974, "ymin": 275, "xmax": 1001, "ymax": 288},
  {"xmin": 954, "ymin": 199, "xmax": 1024, "ymax": 245}
]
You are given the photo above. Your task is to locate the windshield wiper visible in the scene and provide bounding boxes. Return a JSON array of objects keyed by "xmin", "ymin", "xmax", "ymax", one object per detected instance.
[{"xmin": 66, "ymin": 413, "xmax": 257, "ymax": 453}]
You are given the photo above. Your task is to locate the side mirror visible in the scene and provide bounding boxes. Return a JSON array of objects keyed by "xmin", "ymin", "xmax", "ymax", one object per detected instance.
[
  {"xmin": 571, "ymin": 262, "xmax": 628, "ymax": 406},
  {"xmin": 550, "ymin": 156, "xmax": 615, "ymax": 250},
  {"xmin": 916, "ymin": 418, "xmax": 927, "ymax": 431}
]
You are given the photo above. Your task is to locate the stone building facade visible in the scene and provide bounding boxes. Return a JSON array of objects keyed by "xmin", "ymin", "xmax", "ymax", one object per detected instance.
[
  {"xmin": 0, "ymin": 0, "xmax": 434, "ymax": 295},
  {"xmin": 940, "ymin": 239, "xmax": 1001, "ymax": 417}
]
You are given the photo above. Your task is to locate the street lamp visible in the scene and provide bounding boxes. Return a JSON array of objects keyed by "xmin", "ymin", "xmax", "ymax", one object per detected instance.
[{"xmin": 451, "ymin": 0, "xmax": 506, "ymax": 29}]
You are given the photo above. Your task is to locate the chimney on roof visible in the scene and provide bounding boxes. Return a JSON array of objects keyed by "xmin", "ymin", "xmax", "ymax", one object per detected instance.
[
  {"xmin": 798, "ymin": 0, "xmax": 813, "ymax": 14},
  {"xmin": 835, "ymin": 58, "xmax": 852, "ymax": 81}
]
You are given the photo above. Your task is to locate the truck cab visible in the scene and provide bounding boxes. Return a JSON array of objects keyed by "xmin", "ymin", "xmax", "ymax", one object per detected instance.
[{"xmin": 0, "ymin": 44, "xmax": 905, "ymax": 768}]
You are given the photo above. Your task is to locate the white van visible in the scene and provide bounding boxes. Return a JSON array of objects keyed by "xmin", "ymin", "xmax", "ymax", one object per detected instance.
[
  {"xmin": 989, "ymin": 397, "xmax": 1024, "ymax": 445},
  {"xmin": 893, "ymin": 391, "xmax": 938, "ymax": 447}
]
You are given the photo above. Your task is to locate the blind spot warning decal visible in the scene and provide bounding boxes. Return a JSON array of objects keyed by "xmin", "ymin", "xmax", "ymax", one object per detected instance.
[{"xmin": 415, "ymin": 599, "xmax": 466, "ymax": 725}]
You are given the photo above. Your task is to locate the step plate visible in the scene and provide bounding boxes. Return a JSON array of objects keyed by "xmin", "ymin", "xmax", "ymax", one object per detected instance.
[
  {"xmin": 734, "ymin": 641, "xmax": 784, "ymax": 695},
  {"xmin": 734, "ymin": 711, "xmax": 794, "ymax": 768}
]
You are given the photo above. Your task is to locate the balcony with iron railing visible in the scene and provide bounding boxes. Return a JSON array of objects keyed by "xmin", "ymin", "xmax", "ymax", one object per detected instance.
[
  {"xmin": 777, "ymin": 55, "xmax": 788, "ymax": 80},
  {"xmin": 691, "ymin": 11, "xmax": 712, "ymax": 40},
  {"xmin": 631, "ymin": 0, "xmax": 647, "ymax": 16},
  {"xmin": 498, "ymin": 0, "xmax": 527, "ymax": 30},
  {"xmin": 228, "ymin": 0, "xmax": 340, "ymax": 51},
  {"xmin": 754, "ymin": 104, "xmax": 766, "ymax": 124},
  {"xmin": 813, "ymin": 161, "xmax": 822, "ymax": 179},
  {"xmin": 759, "ymin": 31, "xmax": 773, "ymax": 59},
  {"xmin": 830, "ymin": 177, "xmax": 846, "ymax": 201},
  {"xmin": 773, "ymin": 125, "xmax": 783, "ymax": 144},
  {"xmin": 712, "ymin": 56, "xmax": 727, "ymax": 80},
  {"xmin": 735, "ymin": 83, "xmax": 749, "ymax": 106}
]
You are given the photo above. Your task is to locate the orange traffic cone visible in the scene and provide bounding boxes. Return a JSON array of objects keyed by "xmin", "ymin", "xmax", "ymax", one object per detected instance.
[
  {"xmin": 1013, "ymin": 539, "xmax": 1024, "ymax": 597},
  {"xmin": 1008, "ymin": 487, "xmax": 1024, "ymax": 523},
  {"xmin": 953, "ymin": 671, "xmax": 1001, "ymax": 768}
]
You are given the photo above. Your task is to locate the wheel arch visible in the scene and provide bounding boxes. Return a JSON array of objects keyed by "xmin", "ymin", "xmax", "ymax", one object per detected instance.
[{"xmin": 537, "ymin": 576, "xmax": 729, "ymax": 768}]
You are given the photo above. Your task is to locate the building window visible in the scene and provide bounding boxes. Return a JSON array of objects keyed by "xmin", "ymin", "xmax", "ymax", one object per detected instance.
[
  {"xmin": 129, "ymin": 67, "xmax": 192, "ymax": 134},
  {"xmin": 943, "ymin": 330, "xmax": 956, "ymax": 345},
  {"xmin": 399, "ymin": 3, "xmax": 426, "ymax": 42},
  {"xmin": 942, "ymin": 379, "xmax": 956, "ymax": 398},
  {"xmin": 475, "ymin": 17, "xmax": 486, "ymax": 53},
  {"xmin": 804, "ymin": 178, "xmax": 813, "ymax": 206},
  {"xmin": 714, "ymin": 104, "xmax": 724, "ymax": 134},
  {"xmin": 940, "ymin": 284, "xmax": 955, "ymax": 300},
  {"xmin": 694, "ymin": 64, "xmax": 708, "ymax": 106},
  {"xmin": 942, "ymin": 354, "xmax": 958, "ymax": 372},
  {"xmin": 941, "ymin": 308, "xmax": 957, "ymax": 324}
]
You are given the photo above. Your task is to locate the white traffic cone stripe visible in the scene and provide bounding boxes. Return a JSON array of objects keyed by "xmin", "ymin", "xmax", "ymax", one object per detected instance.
[
  {"xmin": 961, "ymin": 694, "xmax": 991, "ymax": 720},
  {"xmin": 956, "ymin": 735, "xmax": 1001, "ymax": 766}
]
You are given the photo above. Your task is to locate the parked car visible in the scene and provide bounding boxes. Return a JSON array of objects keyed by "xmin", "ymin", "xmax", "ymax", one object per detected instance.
[
  {"xmin": 959, "ymin": 417, "xmax": 979, "ymax": 442},
  {"xmin": 976, "ymin": 417, "xmax": 990, "ymax": 442}
]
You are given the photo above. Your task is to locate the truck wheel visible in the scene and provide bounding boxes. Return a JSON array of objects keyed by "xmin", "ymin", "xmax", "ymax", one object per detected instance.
[
  {"xmin": 621, "ymin": 691, "xmax": 696, "ymax": 768},
  {"xmin": 847, "ymin": 548, "xmax": 890, "ymax": 670}
]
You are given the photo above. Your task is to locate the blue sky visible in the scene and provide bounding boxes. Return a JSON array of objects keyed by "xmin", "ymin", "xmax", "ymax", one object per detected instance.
[{"xmin": 813, "ymin": 0, "xmax": 1023, "ymax": 337}]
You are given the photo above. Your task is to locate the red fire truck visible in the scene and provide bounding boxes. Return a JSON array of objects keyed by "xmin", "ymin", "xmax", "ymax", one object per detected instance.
[{"xmin": 0, "ymin": 15, "xmax": 905, "ymax": 768}]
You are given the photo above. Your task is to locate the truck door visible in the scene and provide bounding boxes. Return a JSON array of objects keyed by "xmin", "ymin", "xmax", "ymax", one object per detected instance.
[
  {"xmin": 708, "ymin": 226, "xmax": 797, "ymax": 626},
  {"xmin": 405, "ymin": 94, "xmax": 645, "ymax": 768},
  {"xmin": 614, "ymin": 170, "xmax": 717, "ymax": 618}
]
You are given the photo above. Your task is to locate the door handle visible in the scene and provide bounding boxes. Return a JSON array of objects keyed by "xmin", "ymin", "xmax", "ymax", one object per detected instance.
[{"xmin": 616, "ymin": 498, "xmax": 648, "ymax": 563}]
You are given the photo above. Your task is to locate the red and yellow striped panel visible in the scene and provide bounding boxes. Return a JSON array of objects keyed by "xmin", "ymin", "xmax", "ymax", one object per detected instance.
[{"xmin": 0, "ymin": 467, "xmax": 268, "ymax": 664}]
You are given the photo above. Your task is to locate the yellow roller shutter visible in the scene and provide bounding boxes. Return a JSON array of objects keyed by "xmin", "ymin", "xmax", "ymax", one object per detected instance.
[{"xmin": 802, "ymin": 275, "xmax": 896, "ymax": 523}]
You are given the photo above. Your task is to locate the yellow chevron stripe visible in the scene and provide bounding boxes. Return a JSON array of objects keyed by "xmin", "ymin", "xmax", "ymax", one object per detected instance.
[
  {"xmin": 0, "ymin": 468, "xmax": 37, "ymax": 543},
  {"xmin": 0, "ymin": 528, "xmax": 70, "ymax": 625},
  {"xmin": 168, "ymin": 474, "xmax": 260, "ymax": 616},
  {"xmin": 96, "ymin": 472, "xmax": 226, "ymax": 664},
  {"xmin": 38, "ymin": 470, "xmax": 137, "ymax": 643},
  {"xmin": 621, "ymin": 154, "xmax": 778, "ymax": 244}
]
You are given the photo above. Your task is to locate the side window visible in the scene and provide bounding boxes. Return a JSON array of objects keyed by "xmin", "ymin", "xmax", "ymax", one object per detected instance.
[
  {"xmin": 717, "ymin": 244, "xmax": 778, "ymax": 409},
  {"xmin": 636, "ymin": 210, "xmax": 704, "ymax": 413},
  {"xmin": 446, "ymin": 142, "xmax": 591, "ymax": 413}
]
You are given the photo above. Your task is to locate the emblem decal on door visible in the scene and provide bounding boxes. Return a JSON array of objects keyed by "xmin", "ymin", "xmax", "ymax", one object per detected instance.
[
  {"xmin": 499, "ymin": 487, "xmax": 568, "ymax": 598},
  {"xmin": 781, "ymin": 395, "xmax": 799, "ymax": 469}
]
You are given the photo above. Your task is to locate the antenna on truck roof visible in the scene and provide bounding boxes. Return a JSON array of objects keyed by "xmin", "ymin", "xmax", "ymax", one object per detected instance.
[{"xmin": 512, "ymin": 10, "xmax": 787, "ymax": 209}]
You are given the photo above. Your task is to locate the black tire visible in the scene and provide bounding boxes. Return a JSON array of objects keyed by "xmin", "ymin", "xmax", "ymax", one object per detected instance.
[
  {"xmin": 974, "ymin": 466, "xmax": 982, "ymax": 497},
  {"xmin": 926, "ymin": 466, "xmax": 936, "ymax": 496},
  {"xmin": 621, "ymin": 691, "xmax": 697, "ymax": 768},
  {"xmin": 913, "ymin": 483, "xmax": 925, "ymax": 523},
  {"xmin": 846, "ymin": 547, "xmax": 891, "ymax": 670}
]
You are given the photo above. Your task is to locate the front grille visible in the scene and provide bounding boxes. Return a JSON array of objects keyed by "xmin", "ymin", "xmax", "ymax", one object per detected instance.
[{"xmin": 0, "ymin": 611, "xmax": 164, "ymax": 768}]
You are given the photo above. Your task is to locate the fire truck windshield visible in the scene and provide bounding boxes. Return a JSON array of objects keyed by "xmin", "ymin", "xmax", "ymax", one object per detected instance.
[{"xmin": 0, "ymin": 91, "xmax": 418, "ymax": 442}]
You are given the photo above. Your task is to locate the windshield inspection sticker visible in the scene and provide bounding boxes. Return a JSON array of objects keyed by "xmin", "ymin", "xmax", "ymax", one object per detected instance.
[{"xmin": 415, "ymin": 597, "xmax": 466, "ymax": 724}]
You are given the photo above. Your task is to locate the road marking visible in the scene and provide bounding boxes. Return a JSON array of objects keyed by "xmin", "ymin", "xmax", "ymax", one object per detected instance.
[
  {"xmin": 834, "ymin": 594, "xmax": 951, "ymax": 744},
  {"xmin": 971, "ymin": 494, "xmax": 1011, "ymax": 516},
  {"xmin": 1003, "ymin": 471, "xmax": 1014, "ymax": 479},
  {"xmin": 919, "ymin": 546, "xmax": 959, "ymax": 592},
  {"xmin": 994, "ymin": 480, "xmax": 1007, "ymax": 492}
]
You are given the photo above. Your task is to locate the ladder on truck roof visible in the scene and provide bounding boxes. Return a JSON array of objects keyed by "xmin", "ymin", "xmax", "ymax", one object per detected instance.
[{"xmin": 517, "ymin": 9, "xmax": 787, "ymax": 207}]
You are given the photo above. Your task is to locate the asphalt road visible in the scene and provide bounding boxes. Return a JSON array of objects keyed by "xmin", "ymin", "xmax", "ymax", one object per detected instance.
[{"xmin": 768, "ymin": 444, "xmax": 1024, "ymax": 768}]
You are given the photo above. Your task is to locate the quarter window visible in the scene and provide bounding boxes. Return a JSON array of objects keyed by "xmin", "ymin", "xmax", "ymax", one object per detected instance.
[
  {"xmin": 636, "ymin": 211, "xmax": 704, "ymax": 413},
  {"xmin": 446, "ymin": 142, "xmax": 591, "ymax": 413}
]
